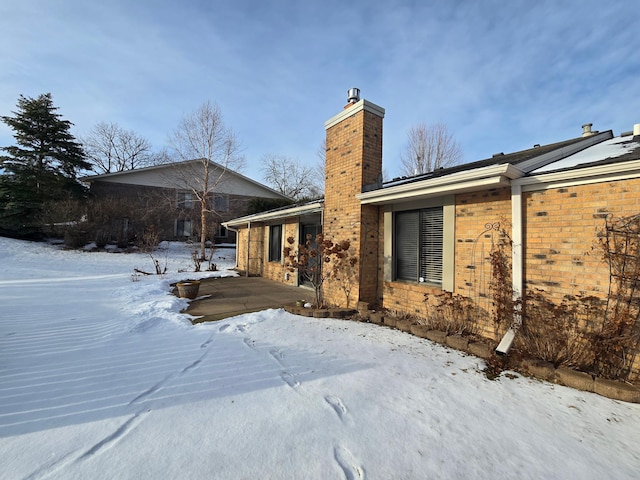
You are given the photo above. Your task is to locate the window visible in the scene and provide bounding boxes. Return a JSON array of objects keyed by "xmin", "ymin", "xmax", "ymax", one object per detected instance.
[
  {"xmin": 175, "ymin": 219, "xmax": 192, "ymax": 238},
  {"xmin": 269, "ymin": 224, "xmax": 282, "ymax": 262},
  {"xmin": 394, "ymin": 207, "xmax": 443, "ymax": 284},
  {"xmin": 214, "ymin": 194, "xmax": 229, "ymax": 212},
  {"xmin": 177, "ymin": 191, "xmax": 195, "ymax": 209},
  {"xmin": 214, "ymin": 225, "xmax": 227, "ymax": 238}
]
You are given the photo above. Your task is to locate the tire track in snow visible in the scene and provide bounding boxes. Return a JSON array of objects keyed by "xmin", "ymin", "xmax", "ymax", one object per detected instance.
[
  {"xmin": 24, "ymin": 412, "xmax": 150, "ymax": 479},
  {"xmin": 128, "ymin": 334, "xmax": 215, "ymax": 405},
  {"xmin": 23, "ymin": 451, "xmax": 78, "ymax": 480},
  {"xmin": 23, "ymin": 329, "xmax": 216, "ymax": 478},
  {"xmin": 78, "ymin": 412, "xmax": 148, "ymax": 460}
]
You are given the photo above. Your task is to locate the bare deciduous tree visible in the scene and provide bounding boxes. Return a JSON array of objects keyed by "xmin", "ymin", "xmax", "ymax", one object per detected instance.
[
  {"xmin": 168, "ymin": 101, "xmax": 244, "ymax": 259},
  {"xmin": 400, "ymin": 123, "xmax": 462, "ymax": 176},
  {"xmin": 261, "ymin": 154, "xmax": 320, "ymax": 200},
  {"xmin": 82, "ymin": 122, "xmax": 153, "ymax": 173}
]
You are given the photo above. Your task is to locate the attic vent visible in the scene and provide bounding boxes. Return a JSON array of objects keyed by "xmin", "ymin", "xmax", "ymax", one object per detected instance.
[
  {"xmin": 347, "ymin": 87, "xmax": 360, "ymax": 104},
  {"xmin": 492, "ymin": 152, "xmax": 504, "ymax": 157},
  {"xmin": 533, "ymin": 144, "xmax": 540, "ymax": 148}
]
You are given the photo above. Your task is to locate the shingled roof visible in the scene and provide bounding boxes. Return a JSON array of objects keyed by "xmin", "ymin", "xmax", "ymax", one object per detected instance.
[{"xmin": 383, "ymin": 135, "xmax": 595, "ymax": 189}]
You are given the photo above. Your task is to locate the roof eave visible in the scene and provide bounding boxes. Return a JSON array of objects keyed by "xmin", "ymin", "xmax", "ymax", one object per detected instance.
[
  {"xmin": 357, "ymin": 163, "xmax": 522, "ymax": 206},
  {"xmin": 222, "ymin": 202, "xmax": 324, "ymax": 228},
  {"xmin": 514, "ymin": 158, "xmax": 640, "ymax": 191}
]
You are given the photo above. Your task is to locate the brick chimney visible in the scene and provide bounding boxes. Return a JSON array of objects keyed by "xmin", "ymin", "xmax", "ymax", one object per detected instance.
[{"xmin": 322, "ymin": 89, "xmax": 385, "ymax": 307}]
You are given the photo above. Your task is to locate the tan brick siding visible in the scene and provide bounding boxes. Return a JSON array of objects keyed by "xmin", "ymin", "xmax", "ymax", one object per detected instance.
[
  {"xmin": 323, "ymin": 107, "xmax": 382, "ymax": 307},
  {"xmin": 262, "ymin": 219, "xmax": 299, "ymax": 286},
  {"xmin": 381, "ymin": 187, "xmax": 512, "ymax": 339},
  {"xmin": 523, "ymin": 179, "xmax": 640, "ymax": 302}
]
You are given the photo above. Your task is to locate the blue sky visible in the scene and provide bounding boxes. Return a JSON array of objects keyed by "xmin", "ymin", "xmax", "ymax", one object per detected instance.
[{"xmin": 1, "ymin": 0, "xmax": 639, "ymax": 181}]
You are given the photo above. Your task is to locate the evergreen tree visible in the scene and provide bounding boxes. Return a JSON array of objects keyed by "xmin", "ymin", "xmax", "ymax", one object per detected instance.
[{"xmin": 0, "ymin": 93, "xmax": 90, "ymax": 237}]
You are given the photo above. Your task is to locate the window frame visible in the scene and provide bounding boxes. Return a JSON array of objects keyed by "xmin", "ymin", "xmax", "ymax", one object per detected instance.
[
  {"xmin": 177, "ymin": 191, "xmax": 195, "ymax": 209},
  {"xmin": 175, "ymin": 219, "xmax": 193, "ymax": 238},
  {"xmin": 268, "ymin": 224, "xmax": 283, "ymax": 262},
  {"xmin": 394, "ymin": 206, "xmax": 444, "ymax": 285}
]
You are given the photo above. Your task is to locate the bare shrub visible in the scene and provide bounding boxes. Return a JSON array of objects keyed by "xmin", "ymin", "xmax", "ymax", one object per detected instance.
[
  {"xmin": 422, "ymin": 292, "xmax": 484, "ymax": 336},
  {"xmin": 284, "ymin": 234, "xmax": 357, "ymax": 308},
  {"xmin": 191, "ymin": 249, "xmax": 202, "ymax": 272},
  {"xmin": 137, "ymin": 225, "xmax": 160, "ymax": 253},
  {"xmin": 515, "ymin": 290, "xmax": 604, "ymax": 369}
]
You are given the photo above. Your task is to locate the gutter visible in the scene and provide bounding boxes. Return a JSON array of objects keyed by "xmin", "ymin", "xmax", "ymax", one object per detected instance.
[
  {"xmin": 246, "ymin": 221, "xmax": 251, "ymax": 278},
  {"xmin": 222, "ymin": 201, "xmax": 324, "ymax": 229}
]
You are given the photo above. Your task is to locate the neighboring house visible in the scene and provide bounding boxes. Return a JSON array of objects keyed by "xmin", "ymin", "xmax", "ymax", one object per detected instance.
[
  {"xmin": 224, "ymin": 91, "xmax": 640, "ymax": 381},
  {"xmin": 82, "ymin": 159, "xmax": 290, "ymax": 244}
]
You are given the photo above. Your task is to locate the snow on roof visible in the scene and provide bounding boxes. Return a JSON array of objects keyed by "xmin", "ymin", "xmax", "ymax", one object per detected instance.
[{"xmin": 532, "ymin": 134, "xmax": 638, "ymax": 173}]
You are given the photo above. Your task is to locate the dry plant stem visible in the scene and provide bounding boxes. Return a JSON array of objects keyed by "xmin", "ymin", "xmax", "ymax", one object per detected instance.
[{"xmin": 284, "ymin": 234, "xmax": 357, "ymax": 308}]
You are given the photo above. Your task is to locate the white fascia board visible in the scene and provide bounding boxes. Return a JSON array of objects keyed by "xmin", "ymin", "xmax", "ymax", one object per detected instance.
[
  {"xmin": 222, "ymin": 202, "xmax": 324, "ymax": 228},
  {"xmin": 514, "ymin": 159, "xmax": 640, "ymax": 192},
  {"xmin": 516, "ymin": 131, "xmax": 612, "ymax": 173},
  {"xmin": 324, "ymin": 99, "xmax": 385, "ymax": 130},
  {"xmin": 358, "ymin": 163, "xmax": 522, "ymax": 205},
  {"xmin": 358, "ymin": 175, "xmax": 512, "ymax": 205}
]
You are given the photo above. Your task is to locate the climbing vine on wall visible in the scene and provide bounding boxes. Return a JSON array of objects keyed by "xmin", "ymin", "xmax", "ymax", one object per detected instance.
[{"xmin": 595, "ymin": 214, "xmax": 640, "ymax": 379}]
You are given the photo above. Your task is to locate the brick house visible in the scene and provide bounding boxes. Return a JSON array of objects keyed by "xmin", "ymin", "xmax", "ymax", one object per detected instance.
[
  {"xmin": 224, "ymin": 90, "xmax": 640, "ymax": 380},
  {"xmin": 82, "ymin": 159, "xmax": 290, "ymax": 244}
]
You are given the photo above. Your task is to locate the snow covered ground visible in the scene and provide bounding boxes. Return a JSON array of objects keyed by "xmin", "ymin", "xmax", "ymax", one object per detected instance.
[{"xmin": 1, "ymin": 237, "xmax": 639, "ymax": 480}]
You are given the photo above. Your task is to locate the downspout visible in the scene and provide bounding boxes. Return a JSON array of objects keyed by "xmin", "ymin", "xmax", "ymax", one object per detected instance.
[
  {"xmin": 496, "ymin": 183, "xmax": 524, "ymax": 355},
  {"xmin": 246, "ymin": 221, "xmax": 251, "ymax": 278},
  {"xmin": 224, "ymin": 225, "xmax": 240, "ymax": 270}
]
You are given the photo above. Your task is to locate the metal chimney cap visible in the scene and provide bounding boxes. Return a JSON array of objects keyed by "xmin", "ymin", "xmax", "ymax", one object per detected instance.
[
  {"xmin": 582, "ymin": 123, "xmax": 595, "ymax": 137},
  {"xmin": 347, "ymin": 87, "xmax": 360, "ymax": 103}
]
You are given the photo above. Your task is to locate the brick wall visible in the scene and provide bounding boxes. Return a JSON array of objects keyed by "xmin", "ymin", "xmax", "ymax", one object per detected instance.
[
  {"xmin": 455, "ymin": 188, "xmax": 512, "ymax": 332},
  {"xmin": 380, "ymin": 187, "xmax": 512, "ymax": 339},
  {"xmin": 323, "ymin": 105, "xmax": 383, "ymax": 308},
  {"xmin": 262, "ymin": 219, "xmax": 299, "ymax": 285},
  {"xmin": 523, "ymin": 178, "xmax": 640, "ymax": 302}
]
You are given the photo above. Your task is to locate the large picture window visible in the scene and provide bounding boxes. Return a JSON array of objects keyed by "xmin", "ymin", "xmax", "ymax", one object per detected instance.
[
  {"xmin": 268, "ymin": 224, "xmax": 283, "ymax": 262},
  {"xmin": 394, "ymin": 207, "xmax": 443, "ymax": 284}
]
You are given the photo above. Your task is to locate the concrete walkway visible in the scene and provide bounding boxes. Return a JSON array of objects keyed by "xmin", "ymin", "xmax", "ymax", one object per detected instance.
[{"xmin": 185, "ymin": 276, "xmax": 315, "ymax": 323}]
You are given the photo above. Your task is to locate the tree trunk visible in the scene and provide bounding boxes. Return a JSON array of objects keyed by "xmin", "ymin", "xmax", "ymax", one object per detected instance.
[{"xmin": 200, "ymin": 198, "xmax": 207, "ymax": 260}]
